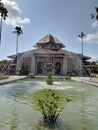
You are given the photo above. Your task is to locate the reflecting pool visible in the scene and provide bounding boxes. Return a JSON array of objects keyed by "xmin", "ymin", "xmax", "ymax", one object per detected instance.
[{"xmin": 0, "ymin": 80, "xmax": 98, "ymax": 130}]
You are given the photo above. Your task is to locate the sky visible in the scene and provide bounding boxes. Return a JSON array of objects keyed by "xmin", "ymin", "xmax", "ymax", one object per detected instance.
[{"xmin": 0, "ymin": 0, "xmax": 98, "ymax": 61}]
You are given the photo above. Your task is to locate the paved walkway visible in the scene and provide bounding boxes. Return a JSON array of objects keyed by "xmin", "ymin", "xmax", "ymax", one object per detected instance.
[
  {"xmin": 71, "ymin": 77, "xmax": 98, "ymax": 87},
  {"xmin": 0, "ymin": 75, "xmax": 27, "ymax": 85}
]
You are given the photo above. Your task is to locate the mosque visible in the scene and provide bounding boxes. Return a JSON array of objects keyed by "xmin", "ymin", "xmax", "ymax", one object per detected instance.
[{"xmin": 8, "ymin": 34, "xmax": 90, "ymax": 75}]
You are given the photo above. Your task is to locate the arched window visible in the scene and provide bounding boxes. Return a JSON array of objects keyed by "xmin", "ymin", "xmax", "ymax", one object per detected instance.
[
  {"xmin": 37, "ymin": 61, "xmax": 42, "ymax": 74},
  {"xmin": 55, "ymin": 62, "xmax": 61, "ymax": 74}
]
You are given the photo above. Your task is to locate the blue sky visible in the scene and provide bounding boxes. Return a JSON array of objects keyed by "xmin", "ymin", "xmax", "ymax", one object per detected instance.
[{"xmin": 0, "ymin": 0, "xmax": 98, "ymax": 61}]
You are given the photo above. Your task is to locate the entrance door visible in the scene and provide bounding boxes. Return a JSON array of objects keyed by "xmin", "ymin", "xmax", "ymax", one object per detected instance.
[
  {"xmin": 55, "ymin": 62, "xmax": 61, "ymax": 74},
  {"xmin": 37, "ymin": 61, "xmax": 42, "ymax": 74}
]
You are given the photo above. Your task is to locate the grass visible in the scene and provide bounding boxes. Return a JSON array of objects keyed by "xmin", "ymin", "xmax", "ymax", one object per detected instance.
[
  {"xmin": 0, "ymin": 73, "xmax": 9, "ymax": 80},
  {"xmin": 96, "ymin": 74, "xmax": 98, "ymax": 78}
]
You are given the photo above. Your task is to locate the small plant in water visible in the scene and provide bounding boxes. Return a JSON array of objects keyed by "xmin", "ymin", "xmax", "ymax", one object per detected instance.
[
  {"xmin": 65, "ymin": 75, "xmax": 71, "ymax": 80},
  {"xmin": 33, "ymin": 89, "xmax": 72, "ymax": 129},
  {"xmin": 46, "ymin": 72, "xmax": 53, "ymax": 85},
  {"xmin": 28, "ymin": 73, "xmax": 35, "ymax": 79}
]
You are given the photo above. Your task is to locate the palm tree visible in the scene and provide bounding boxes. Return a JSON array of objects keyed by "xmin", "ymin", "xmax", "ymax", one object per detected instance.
[
  {"xmin": 95, "ymin": 7, "xmax": 98, "ymax": 20},
  {"xmin": 91, "ymin": 7, "xmax": 98, "ymax": 21},
  {"xmin": 13, "ymin": 26, "xmax": 23, "ymax": 73},
  {"xmin": 78, "ymin": 32, "xmax": 85, "ymax": 56},
  {"xmin": 0, "ymin": 0, "xmax": 8, "ymax": 46},
  {"xmin": 78, "ymin": 32, "xmax": 85, "ymax": 76}
]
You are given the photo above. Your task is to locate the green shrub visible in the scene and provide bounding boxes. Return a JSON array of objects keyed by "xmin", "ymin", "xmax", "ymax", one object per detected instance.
[
  {"xmin": 0, "ymin": 73, "xmax": 9, "ymax": 80},
  {"xmin": 46, "ymin": 72, "xmax": 53, "ymax": 85},
  {"xmin": 46, "ymin": 77, "xmax": 53, "ymax": 85},
  {"xmin": 28, "ymin": 73, "xmax": 35, "ymax": 79},
  {"xmin": 96, "ymin": 74, "xmax": 98, "ymax": 78},
  {"xmin": 16, "ymin": 66, "xmax": 21, "ymax": 75},
  {"xmin": 90, "ymin": 73, "xmax": 96, "ymax": 77},
  {"xmin": 65, "ymin": 76, "xmax": 71, "ymax": 80},
  {"xmin": 18, "ymin": 63, "xmax": 29, "ymax": 75},
  {"xmin": 33, "ymin": 89, "xmax": 72, "ymax": 129}
]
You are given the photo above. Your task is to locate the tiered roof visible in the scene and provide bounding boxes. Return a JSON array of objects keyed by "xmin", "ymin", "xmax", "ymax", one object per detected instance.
[{"xmin": 34, "ymin": 34, "xmax": 65, "ymax": 48}]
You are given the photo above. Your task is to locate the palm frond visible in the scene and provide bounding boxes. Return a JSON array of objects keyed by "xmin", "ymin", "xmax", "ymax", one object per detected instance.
[{"xmin": 90, "ymin": 14, "xmax": 95, "ymax": 19}]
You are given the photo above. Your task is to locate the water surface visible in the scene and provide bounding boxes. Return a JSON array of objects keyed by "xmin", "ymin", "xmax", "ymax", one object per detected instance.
[{"xmin": 0, "ymin": 80, "xmax": 98, "ymax": 130}]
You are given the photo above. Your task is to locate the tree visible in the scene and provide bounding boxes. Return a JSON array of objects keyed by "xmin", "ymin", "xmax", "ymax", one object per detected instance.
[
  {"xmin": 0, "ymin": 0, "xmax": 8, "ymax": 46},
  {"xmin": 13, "ymin": 26, "xmax": 23, "ymax": 73},
  {"xmin": 91, "ymin": 7, "xmax": 98, "ymax": 21},
  {"xmin": 78, "ymin": 32, "xmax": 85, "ymax": 56},
  {"xmin": 78, "ymin": 32, "xmax": 85, "ymax": 76}
]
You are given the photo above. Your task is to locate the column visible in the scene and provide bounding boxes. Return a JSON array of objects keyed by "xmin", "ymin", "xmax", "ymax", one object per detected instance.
[
  {"xmin": 63, "ymin": 55, "xmax": 67, "ymax": 75},
  {"xmin": 31, "ymin": 55, "xmax": 35, "ymax": 74}
]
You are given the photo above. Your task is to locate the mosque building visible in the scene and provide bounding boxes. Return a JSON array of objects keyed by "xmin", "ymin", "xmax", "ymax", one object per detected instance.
[{"xmin": 8, "ymin": 34, "xmax": 90, "ymax": 75}]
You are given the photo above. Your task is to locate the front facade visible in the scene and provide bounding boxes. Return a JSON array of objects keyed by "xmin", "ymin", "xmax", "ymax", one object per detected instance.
[{"xmin": 8, "ymin": 34, "xmax": 90, "ymax": 76}]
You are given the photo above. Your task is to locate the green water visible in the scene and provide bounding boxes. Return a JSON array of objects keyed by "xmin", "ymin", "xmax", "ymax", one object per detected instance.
[{"xmin": 0, "ymin": 80, "xmax": 98, "ymax": 130}]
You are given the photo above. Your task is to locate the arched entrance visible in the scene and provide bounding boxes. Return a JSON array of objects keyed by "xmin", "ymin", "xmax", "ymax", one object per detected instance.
[
  {"xmin": 55, "ymin": 62, "xmax": 61, "ymax": 74},
  {"xmin": 37, "ymin": 61, "xmax": 42, "ymax": 74}
]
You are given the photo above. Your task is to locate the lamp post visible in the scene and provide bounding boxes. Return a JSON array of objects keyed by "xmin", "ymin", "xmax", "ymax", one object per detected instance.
[{"xmin": 78, "ymin": 32, "xmax": 85, "ymax": 76}]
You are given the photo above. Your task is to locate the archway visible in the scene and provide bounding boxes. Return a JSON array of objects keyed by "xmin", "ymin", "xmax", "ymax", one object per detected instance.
[
  {"xmin": 37, "ymin": 61, "xmax": 42, "ymax": 74},
  {"xmin": 55, "ymin": 62, "xmax": 61, "ymax": 74}
]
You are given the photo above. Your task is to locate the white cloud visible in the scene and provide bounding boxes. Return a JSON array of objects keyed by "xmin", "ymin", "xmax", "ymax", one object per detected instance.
[
  {"xmin": 91, "ymin": 21, "xmax": 98, "ymax": 28},
  {"xmin": 78, "ymin": 32, "xmax": 98, "ymax": 44},
  {"xmin": 2, "ymin": 0, "xmax": 30, "ymax": 26},
  {"xmin": 83, "ymin": 32, "xmax": 98, "ymax": 44},
  {"xmin": 88, "ymin": 55, "xmax": 98, "ymax": 62}
]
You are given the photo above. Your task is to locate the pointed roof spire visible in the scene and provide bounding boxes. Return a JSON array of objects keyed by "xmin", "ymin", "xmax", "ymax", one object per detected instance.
[{"xmin": 35, "ymin": 34, "xmax": 65, "ymax": 48}]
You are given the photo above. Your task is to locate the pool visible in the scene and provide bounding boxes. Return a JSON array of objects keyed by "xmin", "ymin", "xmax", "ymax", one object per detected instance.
[{"xmin": 0, "ymin": 80, "xmax": 98, "ymax": 130}]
